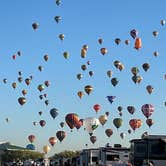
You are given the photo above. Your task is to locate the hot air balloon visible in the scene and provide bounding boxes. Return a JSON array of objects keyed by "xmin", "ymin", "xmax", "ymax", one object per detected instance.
[
  {"xmin": 59, "ymin": 34, "xmax": 65, "ymax": 41},
  {"xmin": 127, "ymin": 106, "xmax": 135, "ymax": 115},
  {"xmin": 152, "ymin": 31, "xmax": 158, "ymax": 37},
  {"xmin": 63, "ymin": 51, "xmax": 69, "ymax": 59},
  {"xmin": 39, "ymin": 95, "xmax": 43, "ymax": 100},
  {"xmin": 3, "ymin": 78, "xmax": 7, "ymax": 84},
  {"xmin": 49, "ymin": 137, "xmax": 57, "ymax": 147},
  {"xmin": 26, "ymin": 144, "xmax": 35, "ymax": 150},
  {"xmin": 44, "ymin": 80, "xmax": 50, "ymax": 87},
  {"xmin": 77, "ymin": 91, "xmax": 84, "ymax": 99},
  {"xmin": 99, "ymin": 115, "xmax": 108, "ymax": 126},
  {"xmin": 114, "ymin": 60, "xmax": 121, "ymax": 69},
  {"xmin": 56, "ymin": 0, "xmax": 61, "ymax": 6},
  {"xmin": 12, "ymin": 54, "xmax": 16, "ymax": 60},
  {"xmin": 98, "ymin": 38, "xmax": 103, "ymax": 44},
  {"xmin": 141, "ymin": 104, "xmax": 154, "ymax": 118},
  {"xmin": 111, "ymin": 78, "xmax": 119, "ymax": 87},
  {"xmin": 119, "ymin": 112, "xmax": 123, "ymax": 117},
  {"xmin": 105, "ymin": 112, "xmax": 110, "ymax": 117},
  {"xmin": 100, "ymin": 48, "xmax": 108, "ymax": 55},
  {"xmin": 18, "ymin": 97, "xmax": 26, "ymax": 106},
  {"xmin": 17, "ymin": 51, "xmax": 21, "ymax": 56},
  {"xmin": 81, "ymin": 48, "xmax": 87, "ymax": 58},
  {"xmin": 87, "ymin": 61, "xmax": 91, "ymax": 65},
  {"xmin": 83, "ymin": 117, "xmax": 100, "ymax": 135},
  {"xmin": 153, "ymin": 51, "xmax": 159, "ymax": 57},
  {"xmin": 81, "ymin": 64, "xmax": 87, "ymax": 71},
  {"xmin": 134, "ymin": 38, "xmax": 142, "ymax": 50},
  {"xmin": 89, "ymin": 71, "xmax": 94, "ymax": 77},
  {"xmin": 77, "ymin": 74, "xmax": 83, "ymax": 80},
  {"xmin": 18, "ymin": 71, "xmax": 22, "ymax": 76},
  {"xmin": 25, "ymin": 78, "xmax": 31, "ymax": 86},
  {"xmin": 56, "ymin": 131, "xmax": 66, "ymax": 142},
  {"xmin": 132, "ymin": 75, "xmax": 141, "ymax": 84},
  {"xmin": 28, "ymin": 135, "xmax": 35, "ymax": 143},
  {"xmin": 90, "ymin": 136, "xmax": 97, "ymax": 144},
  {"xmin": 146, "ymin": 119, "xmax": 154, "ymax": 128},
  {"xmin": 120, "ymin": 132, "xmax": 126, "ymax": 139},
  {"xmin": 93, "ymin": 104, "xmax": 101, "ymax": 113},
  {"xmin": 84, "ymin": 85, "xmax": 93, "ymax": 95},
  {"xmin": 45, "ymin": 100, "xmax": 49, "ymax": 106},
  {"xmin": 137, "ymin": 119, "xmax": 142, "ymax": 129},
  {"xmin": 39, "ymin": 120, "xmax": 46, "ymax": 127},
  {"xmin": 113, "ymin": 118, "xmax": 122, "ymax": 129},
  {"xmin": 60, "ymin": 122, "xmax": 65, "ymax": 128},
  {"xmin": 115, "ymin": 38, "xmax": 121, "ymax": 45},
  {"xmin": 38, "ymin": 111, "xmax": 42, "ymax": 116},
  {"xmin": 117, "ymin": 106, "xmax": 123, "ymax": 112},
  {"xmin": 65, "ymin": 113, "xmax": 80, "ymax": 130},
  {"xmin": 43, "ymin": 145, "xmax": 50, "ymax": 154},
  {"xmin": 125, "ymin": 39, "xmax": 130, "ymax": 45},
  {"xmin": 130, "ymin": 29, "xmax": 138, "ymax": 39},
  {"xmin": 38, "ymin": 65, "xmax": 44, "ymax": 71},
  {"xmin": 22, "ymin": 89, "xmax": 27, "ymax": 96},
  {"xmin": 105, "ymin": 129, "xmax": 113, "ymax": 138},
  {"xmin": 44, "ymin": 54, "xmax": 49, "ymax": 61},
  {"xmin": 129, "ymin": 119, "xmax": 139, "ymax": 131},
  {"xmin": 12, "ymin": 82, "xmax": 17, "ymax": 89},
  {"xmin": 38, "ymin": 84, "xmax": 45, "ymax": 92},
  {"xmin": 142, "ymin": 63, "xmax": 150, "ymax": 72},
  {"xmin": 107, "ymin": 70, "xmax": 112, "ymax": 78},
  {"xmin": 160, "ymin": 19, "xmax": 166, "ymax": 26},
  {"xmin": 106, "ymin": 96, "xmax": 116, "ymax": 104},
  {"xmin": 18, "ymin": 77, "xmax": 23, "ymax": 83},
  {"xmin": 54, "ymin": 16, "xmax": 61, "ymax": 23},
  {"xmin": 50, "ymin": 108, "xmax": 59, "ymax": 119},
  {"xmin": 146, "ymin": 85, "xmax": 154, "ymax": 94},
  {"xmin": 32, "ymin": 22, "xmax": 39, "ymax": 30},
  {"xmin": 118, "ymin": 64, "xmax": 125, "ymax": 71},
  {"xmin": 33, "ymin": 121, "xmax": 37, "ymax": 126},
  {"xmin": 131, "ymin": 67, "xmax": 139, "ymax": 75}
]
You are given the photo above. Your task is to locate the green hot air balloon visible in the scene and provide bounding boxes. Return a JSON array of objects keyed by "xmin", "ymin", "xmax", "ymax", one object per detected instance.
[{"xmin": 113, "ymin": 118, "xmax": 123, "ymax": 129}]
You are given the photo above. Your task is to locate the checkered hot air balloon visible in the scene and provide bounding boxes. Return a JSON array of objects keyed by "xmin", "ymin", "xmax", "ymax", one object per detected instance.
[{"xmin": 141, "ymin": 104, "xmax": 154, "ymax": 118}]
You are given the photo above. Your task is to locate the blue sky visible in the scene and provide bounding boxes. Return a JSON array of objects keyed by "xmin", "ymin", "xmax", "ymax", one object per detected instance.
[{"xmin": 0, "ymin": 0, "xmax": 166, "ymax": 156}]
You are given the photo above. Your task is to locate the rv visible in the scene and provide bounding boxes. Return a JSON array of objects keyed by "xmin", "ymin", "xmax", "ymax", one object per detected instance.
[
  {"xmin": 129, "ymin": 135, "xmax": 166, "ymax": 166},
  {"xmin": 79, "ymin": 144, "xmax": 130, "ymax": 166}
]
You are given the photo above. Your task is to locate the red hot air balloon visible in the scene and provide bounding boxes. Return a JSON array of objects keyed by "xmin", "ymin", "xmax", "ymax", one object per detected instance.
[
  {"xmin": 141, "ymin": 104, "xmax": 154, "ymax": 118},
  {"xmin": 49, "ymin": 137, "xmax": 57, "ymax": 146},
  {"xmin": 28, "ymin": 135, "xmax": 35, "ymax": 143},
  {"xmin": 93, "ymin": 104, "xmax": 101, "ymax": 113},
  {"xmin": 129, "ymin": 119, "xmax": 139, "ymax": 131}
]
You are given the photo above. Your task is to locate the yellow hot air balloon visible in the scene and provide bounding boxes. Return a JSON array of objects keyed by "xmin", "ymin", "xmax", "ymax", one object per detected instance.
[
  {"xmin": 43, "ymin": 145, "xmax": 50, "ymax": 154},
  {"xmin": 99, "ymin": 115, "xmax": 108, "ymax": 126},
  {"xmin": 77, "ymin": 91, "xmax": 84, "ymax": 99},
  {"xmin": 81, "ymin": 48, "xmax": 87, "ymax": 58}
]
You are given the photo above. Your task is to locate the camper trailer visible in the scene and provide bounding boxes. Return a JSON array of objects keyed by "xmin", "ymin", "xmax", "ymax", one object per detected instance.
[{"xmin": 129, "ymin": 135, "xmax": 166, "ymax": 166}]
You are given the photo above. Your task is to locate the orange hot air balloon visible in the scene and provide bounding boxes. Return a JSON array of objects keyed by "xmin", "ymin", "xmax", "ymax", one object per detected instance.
[
  {"xmin": 49, "ymin": 137, "xmax": 57, "ymax": 146},
  {"xmin": 134, "ymin": 38, "xmax": 142, "ymax": 50},
  {"xmin": 137, "ymin": 119, "xmax": 142, "ymax": 129},
  {"xmin": 77, "ymin": 91, "xmax": 84, "ymax": 99}
]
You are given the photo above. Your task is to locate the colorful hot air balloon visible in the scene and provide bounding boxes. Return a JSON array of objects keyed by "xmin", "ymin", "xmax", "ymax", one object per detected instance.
[
  {"xmin": 84, "ymin": 85, "xmax": 93, "ymax": 95},
  {"xmin": 25, "ymin": 78, "xmax": 31, "ymax": 86},
  {"xmin": 56, "ymin": 131, "xmax": 66, "ymax": 142},
  {"xmin": 50, "ymin": 108, "xmax": 59, "ymax": 119},
  {"xmin": 113, "ymin": 118, "xmax": 122, "ymax": 129},
  {"xmin": 81, "ymin": 64, "xmax": 87, "ymax": 71},
  {"xmin": 152, "ymin": 30, "xmax": 158, "ymax": 37},
  {"xmin": 38, "ymin": 84, "xmax": 45, "ymax": 92},
  {"xmin": 107, "ymin": 70, "xmax": 113, "ymax": 78},
  {"xmin": 63, "ymin": 51, "xmax": 69, "ymax": 59},
  {"xmin": 160, "ymin": 19, "xmax": 166, "ymax": 26},
  {"xmin": 93, "ymin": 104, "xmax": 101, "ymax": 113},
  {"xmin": 56, "ymin": 0, "xmax": 61, "ymax": 6},
  {"xmin": 49, "ymin": 137, "xmax": 57, "ymax": 147},
  {"xmin": 12, "ymin": 82, "xmax": 17, "ymax": 89},
  {"xmin": 129, "ymin": 119, "xmax": 139, "ymax": 131},
  {"xmin": 81, "ymin": 48, "xmax": 87, "ymax": 58},
  {"xmin": 115, "ymin": 38, "xmax": 121, "ymax": 45},
  {"xmin": 59, "ymin": 34, "xmax": 65, "ymax": 41},
  {"xmin": 83, "ymin": 117, "xmax": 100, "ymax": 135},
  {"xmin": 120, "ymin": 132, "xmax": 126, "ymax": 139},
  {"xmin": 131, "ymin": 67, "xmax": 139, "ymax": 76},
  {"xmin": 90, "ymin": 136, "xmax": 97, "ymax": 144},
  {"xmin": 28, "ymin": 135, "xmax": 35, "ymax": 143},
  {"xmin": 77, "ymin": 74, "xmax": 83, "ymax": 80},
  {"xmin": 141, "ymin": 104, "xmax": 154, "ymax": 118},
  {"xmin": 153, "ymin": 51, "xmax": 159, "ymax": 57},
  {"xmin": 125, "ymin": 39, "xmax": 130, "ymax": 45},
  {"xmin": 105, "ymin": 129, "xmax": 113, "ymax": 138},
  {"xmin": 44, "ymin": 54, "xmax": 49, "ymax": 61},
  {"xmin": 22, "ymin": 89, "xmax": 27, "ymax": 96}
]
